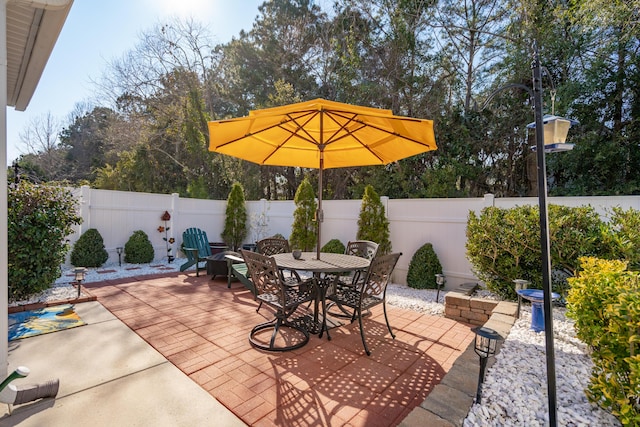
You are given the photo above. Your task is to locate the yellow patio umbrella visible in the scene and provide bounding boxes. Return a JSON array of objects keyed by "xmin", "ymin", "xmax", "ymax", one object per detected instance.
[{"xmin": 208, "ymin": 98, "xmax": 437, "ymax": 259}]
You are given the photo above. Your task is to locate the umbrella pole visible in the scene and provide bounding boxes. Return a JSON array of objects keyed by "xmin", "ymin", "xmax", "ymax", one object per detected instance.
[{"xmin": 317, "ymin": 150, "xmax": 323, "ymax": 260}]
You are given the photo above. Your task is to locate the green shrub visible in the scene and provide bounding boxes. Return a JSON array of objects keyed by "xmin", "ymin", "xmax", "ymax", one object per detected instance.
[
  {"xmin": 466, "ymin": 204, "xmax": 609, "ymax": 300},
  {"xmin": 567, "ymin": 257, "xmax": 640, "ymax": 426},
  {"xmin": 221, "ymin": 182, "xmax": 247, "ymax": 250},
  {"xmin": 70, "ymin": 228, "xmax": 109, "ymax": 267},
  {"xmin": 601, "ymin": 207, "xmax": 640, "ymax": 269},
  {"xmin": 407, "ymin": 243, "xmax": 443, "ymax": 289},
  {"xmin": 290, "ymin": 178, "xmax": 317, "ymax": 251},
  {"xmin": 8, "ymin": 182, "xmax": 82, "ymax": 301},
  {"xmin": 357, "ymin": 185, "xmax": 391, "ymax": 254},
  {"xmin": 322, "ymin": 239, "xmax": 345, "ymax": 254},
  {"xmin": 124, "ymin": 230, "xmax": 154, "ymax": 263}
]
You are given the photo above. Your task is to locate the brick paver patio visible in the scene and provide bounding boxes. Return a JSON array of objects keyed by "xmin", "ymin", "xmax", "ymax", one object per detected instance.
[{"xmin": 86, "ymin": 272, "xmax": 474, "ymax": 426}]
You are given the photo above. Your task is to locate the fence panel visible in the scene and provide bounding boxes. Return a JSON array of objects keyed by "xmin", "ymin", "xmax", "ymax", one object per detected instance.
[{"xmin": 66, "ymin": 187, "xmax": 640, "ymax": 287}]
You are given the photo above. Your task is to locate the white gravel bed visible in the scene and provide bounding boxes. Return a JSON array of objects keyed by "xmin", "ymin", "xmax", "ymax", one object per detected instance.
[
  {"xmin": 464, "ymin": 307, "xmax": 621, "ymax": 427},
  {"xmin": 9, "ymin": 261, "xmax": 180, "ymax": 307},
  {"xmin": 12, "ymin": 263, "xmax": 619, "ymax": 426}
]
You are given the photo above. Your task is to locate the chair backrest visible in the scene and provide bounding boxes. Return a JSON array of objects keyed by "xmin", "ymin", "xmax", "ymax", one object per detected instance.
[
  {"xmin": 240, "ymin": 249, "xmax": 282, "ymax": 299},
  {"xmin": 345, "ymin": 240, "xmax": 379, "ymax": 261},
  {"xmin": 182, "ymin": 228, "xmax": 212, "ymax": 257},
  {"xmin": 360, "ymin": 252, "xmax": 402, "ymax": 299},
  {"xmin": 257, "ymin": 238, "xmax": 290, "ymax": 256}
]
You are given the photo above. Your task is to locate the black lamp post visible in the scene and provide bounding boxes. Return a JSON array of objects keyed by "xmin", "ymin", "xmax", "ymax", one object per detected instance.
[
  {"xmin": 73, "ymin": 267, "xmax": 86, "ymax": 299},
  {"xmin": 472, "ymin": 326, "xmax": 503, "ymax": 404},
  {"xmin": 478, "ymin": 41, "xmax": 576, "ymax": 426},
  {"xmin": 116, "ymin": 247, "xmax": 123, "ymax": 267},
  {"xmin": 435, "ymin": 273, "xmax": 445, "ymax": 303},
  {"xmin": 531, "ymin": 41, "xmax": 574, "ymax": 427}
]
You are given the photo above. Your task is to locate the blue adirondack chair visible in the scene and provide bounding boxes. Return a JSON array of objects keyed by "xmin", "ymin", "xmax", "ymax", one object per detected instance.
[{"xmin": 180, "ymin": 228, "xmax": 212, "ymax": 276}]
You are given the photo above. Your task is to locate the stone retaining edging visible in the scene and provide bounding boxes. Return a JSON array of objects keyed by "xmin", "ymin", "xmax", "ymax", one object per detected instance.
[{"xmin": 399, "ymin": 296, "xmax": 517, "ymax": 427}]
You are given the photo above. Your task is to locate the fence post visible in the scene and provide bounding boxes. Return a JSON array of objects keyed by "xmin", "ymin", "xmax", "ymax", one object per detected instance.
[
  {"xmin": 482, "ymin": 193, "xmax": 495, "ymax": 208},
  {"xmin": 78, "ymin": 185, "xmax": 92, "ymax": 239},
  {"xmin": 170, "ymin": 193, "xmax": 179, "ymax": 246}
]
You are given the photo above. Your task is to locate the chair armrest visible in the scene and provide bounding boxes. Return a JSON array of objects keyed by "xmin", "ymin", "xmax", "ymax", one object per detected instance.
[{"xmin": 225, "ymin": 254, "xmax": 244, "ymax": 263}]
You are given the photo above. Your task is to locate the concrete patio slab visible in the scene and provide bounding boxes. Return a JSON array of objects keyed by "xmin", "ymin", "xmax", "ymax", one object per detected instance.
[{"xmin": 1, "ymin": 301, "xmax": 244, "ymax": 427}]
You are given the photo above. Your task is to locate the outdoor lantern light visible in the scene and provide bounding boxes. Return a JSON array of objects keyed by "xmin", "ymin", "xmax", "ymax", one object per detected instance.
[
  {"xmin": 116, "ymin": 247, "xmax": 124, "ymax": 267},
  {"xmin": 73, "ymin": 267, "xmax": 87, "ymax": 299},
  {"xmin": 472, "ymin": 326, "xmax": 503, "ymax": 404},
  {"xmin": 527, "ymin": 115, "xmax": 579, "ymax": 153},
  {"xmin": 513, "ymin": 279, "xmax": 531, "ymax": 319},
  {"xmin": 435, "ymin": 274, "xmax": 445, "ymax": 303}
]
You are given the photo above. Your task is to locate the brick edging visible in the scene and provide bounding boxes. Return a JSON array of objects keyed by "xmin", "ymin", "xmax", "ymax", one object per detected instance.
[{"xmin": 8, "ymin": 286, "xmax": 97, "ymax": 313}]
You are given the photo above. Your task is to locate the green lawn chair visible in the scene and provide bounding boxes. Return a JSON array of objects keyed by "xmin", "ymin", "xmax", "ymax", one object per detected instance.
[{"xmin": 180, "ymin": 227, "xmax": 212, "ymax": 276}]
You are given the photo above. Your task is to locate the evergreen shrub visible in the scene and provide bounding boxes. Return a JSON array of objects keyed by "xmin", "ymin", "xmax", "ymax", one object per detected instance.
[
  {"xmin": 322, "ymin": 239, "xmax": 345, "ymax": 254},
  {"xmin": 290, "ymin": 178, "xmax": 317, "ymax": 251},
  {"xmin": 357, "ymin": 185, "xmax": 391, "ymax": 254},
  {"xmin": 70, "ymin": 228, "xmax": 109, "ymax": 267},
  {"xmin": 567, "ymin": 257, "xmax": 640, "ymax": 426},
  {"xmin": 407, "ymin": 243, "xmax": 443, "ymax": 289},
  {"xmin": 221, "ymin": 182, "xmax": 247, "ymax": 251},
  {"xmin": 466, "ymin": 204, "xmax": 609, "ymax": 300},
  {"xmin": 8, "ymin": 182, "xmax": 82, "ymax": 301},
  {"xmin": 124, "ymin": 230, "xmax": 154, "ymax": 263}
]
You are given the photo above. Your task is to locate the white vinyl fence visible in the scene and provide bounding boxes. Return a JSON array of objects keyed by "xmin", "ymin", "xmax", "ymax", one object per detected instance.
[{"xmin": 68, "ymin": 186, "xmax": 640, "ymax": 288}]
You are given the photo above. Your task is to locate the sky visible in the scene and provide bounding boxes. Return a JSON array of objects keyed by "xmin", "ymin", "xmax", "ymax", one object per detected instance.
[{"xmin": 6, "ymin": 0, "xmax": 264, "ymax": 165}]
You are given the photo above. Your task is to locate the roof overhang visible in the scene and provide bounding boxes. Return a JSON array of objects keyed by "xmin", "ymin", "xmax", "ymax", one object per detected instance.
[{"xmin": 6, "ymin": 0, "xmax": 73, "ymax": 111}]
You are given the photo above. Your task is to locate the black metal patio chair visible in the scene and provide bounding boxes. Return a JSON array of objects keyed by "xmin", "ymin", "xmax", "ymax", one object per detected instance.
[
  {"xmin": 256, "ymin": 237, "xmax": 290, "ymax": 256},
  {"xmin": 327, "ymin": 252, "xmax": 402, "ymax": 356},
  {"xmin": 241, "ymin": 249, "xmax": 316, "ymax": 352},
  {"xmin": 341, "ymin": 240, "xmax": 379, "ymax": 288}
]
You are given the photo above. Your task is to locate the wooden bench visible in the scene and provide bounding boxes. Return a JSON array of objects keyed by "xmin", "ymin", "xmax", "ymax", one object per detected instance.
[{"xmin": 225, "ymin": 254, "xmax": 256, "ymax": 296}]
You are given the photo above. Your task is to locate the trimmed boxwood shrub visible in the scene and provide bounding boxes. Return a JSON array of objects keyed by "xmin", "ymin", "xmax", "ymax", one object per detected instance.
[
  {"xmin": 466, "ymin": 204, "xmax": 608, "ymax": 300},
  {"xmin": 124, "ymin": 230, "xmax": 154, "ymax": 264},
  {"xmin": 322, "ymin": 239, "xmax": 345, "ymax": 254},
  {"xmin": 70, "ymin": 228, "xmax": 109, "ymax": 267},
  {"xmin": 407, "ymin": 243, "xmax": 443, "ymax": 289}
]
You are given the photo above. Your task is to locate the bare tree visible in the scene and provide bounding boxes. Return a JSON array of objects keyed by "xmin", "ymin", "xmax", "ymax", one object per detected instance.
[{"xmin": 18, "ymin": 111, "xmax": 66, "ymax": 179}]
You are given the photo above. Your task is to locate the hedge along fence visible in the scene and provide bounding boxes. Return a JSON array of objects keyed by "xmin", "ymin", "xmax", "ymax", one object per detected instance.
[
  {"xmin": 465, "ymin": 205, "xmax": 640, "ymax": 300},
  {"xmin": 567, "ymin": 258, "xmax": 640, "ymax": 426}
]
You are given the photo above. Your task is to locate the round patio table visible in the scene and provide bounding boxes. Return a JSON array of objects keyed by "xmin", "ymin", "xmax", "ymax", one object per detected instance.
[{"xmin": 272, "ymin": 252, "xmax": 370, "ymax": 339}]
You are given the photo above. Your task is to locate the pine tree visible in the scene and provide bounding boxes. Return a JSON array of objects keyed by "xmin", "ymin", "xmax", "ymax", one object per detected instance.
[
  {"xmin": 289, "ymin": 178, "xmax": 317, "ymax": 251},
  {"xmin": 357, "ymin": 185, "xmax": 391, "ymax": 254},
  {"xmin": 221, "ymin": 182, "xmax": 247, "ymax": 251}
]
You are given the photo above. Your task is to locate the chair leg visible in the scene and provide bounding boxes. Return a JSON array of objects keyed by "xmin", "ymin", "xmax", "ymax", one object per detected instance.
[
  {"xmin": 256, "ymin": 301, "xmax": 263, "ymax": 313},
  {"xmin": 356, "ymin": 307, "xmax": 371, "ymax": 356},
  {"xmin": 270, "ymin": 319, "xmax": 281, "ymax": 349},
  {"xmin": 383, "ymin": 301, "xmax": 395, "ymax": 339}
]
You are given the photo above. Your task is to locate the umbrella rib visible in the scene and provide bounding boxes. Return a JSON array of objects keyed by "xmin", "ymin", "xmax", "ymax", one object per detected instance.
[
  {"xmin": 320, "ymin": 112, "xmax": 389, "ymax": 163},
  {"xmin": 328, "ymin": 110, "xmax": 434, "ymax": 148},
  {"xmin": 278, "ymin": 110, "xmax": 321, "ymax": 146},
  {"xmin": 215, "ymin": 110, "xmax": 321, "ymax": 164}
]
